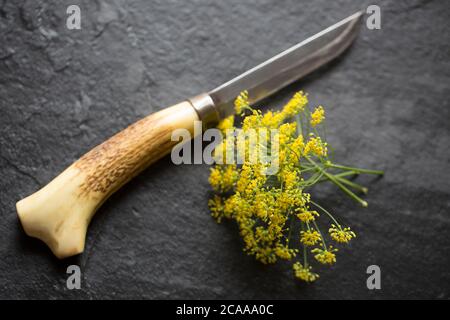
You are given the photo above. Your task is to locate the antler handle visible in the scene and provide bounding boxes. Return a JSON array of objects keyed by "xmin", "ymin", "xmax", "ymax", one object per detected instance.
[{"xmin": 16, "ymin": 98, "xmax": 209, "ymax": 259}]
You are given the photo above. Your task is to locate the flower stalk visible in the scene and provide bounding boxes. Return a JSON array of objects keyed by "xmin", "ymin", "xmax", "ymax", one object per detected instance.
[{"xmin": 208, "ymin": 90, "xmax": 383, "ymax": 282}]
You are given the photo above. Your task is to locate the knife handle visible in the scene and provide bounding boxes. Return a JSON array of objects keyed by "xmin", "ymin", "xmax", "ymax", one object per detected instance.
[{"xmin": 16, "ymin": 95, "xmax": 216, "ymax": 259}]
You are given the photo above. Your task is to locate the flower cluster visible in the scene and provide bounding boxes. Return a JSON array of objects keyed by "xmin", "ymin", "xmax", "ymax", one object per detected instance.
[
  {"xmin": 293, "ymin": 262, "xmax": 319, "ymax": 282},
  {"xmin": 329, "ymin": 224, "xmax": 356, "ymax": 243},
  {"xmin": 208, "ymin": 91, "xmax": 383, "ymax": 282},
  {"xmin": 310, "ymin": 106, "xmax": 325, "ymax": 127},
  {"xmin": 311, "ymin": 246, "xmax": 338, "ymax": 265}
]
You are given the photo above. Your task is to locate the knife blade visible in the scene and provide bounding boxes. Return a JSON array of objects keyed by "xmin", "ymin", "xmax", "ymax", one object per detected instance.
[{"xmin": 192, "ymin": 11, "xmax": 363, "ymax": 124}]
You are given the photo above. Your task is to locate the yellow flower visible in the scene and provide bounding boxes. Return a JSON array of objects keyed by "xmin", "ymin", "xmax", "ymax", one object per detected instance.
[
  {"xmin": 222, "ymin": 165, "xmax": 238, "ymax": 190},
  {"xmin": 279, "ymin": 169, "xmax": 298, "ymax": 190},
  {"xmin": 208, "ymin": 195, "xmax": 223, "ymax": 222},
  {"xmin": 275, "ymin": 245, "xmax": 295, "ymax": 260},
  {"xmin": 279, "ymin": 122, "xmax": 297, "ymax": 139},
  {"xmin": 261, "ymin": 110, "xmax": 284, "ymax": 128},
  {"xmin": 254, "ymin": 192, "xmax": 269, "ymax": 220},
  {"xmin": 310, "ymin": 105, "xmax": 325, "ymax": 127},
  {"xmin": 282, "ymin": 91, "xmax": 308, "ymax": 118},
  {"xmin": 329, "ymin": 224, "xmax": 356, "ymax": 243},
  {"xmin": 208, "ymin": 165, "xmax": 237, "ymax": 192},
  {"xmin": 208, "ymin": 167, "xmax": 222, "ymax": 192},
  {"xmin": 300, "ymin": 230, "xmax": 321, "ymax": 246},
  {"xmin": 312, "ymin": 246, "xmax": 338, "ymax": 265},
  {"xmin": 304, "ymin": 136, "xmax": 327, "ymax": 157},
  {"xmin": 242, "ymin": 110, "xmax": 261, "ymax": 131},
  {"xmin": 218, "ymin": 115, "xmax": 235, "ymax": 131},
  {"xmin": 296, "ymin": 210, "xmax": 319, "ymax": 223},
  {"xmin": 234, "ymin": 90, "xmax": 249, "ymax": 114},
  {"xmin": 290, "ymin": 135, "xmax": 304, "ymax": 160},
  {"xmin": 223, "ymin": 196, "xmax": 237, "ymax": 219},
  {"xmin": 293, "ymin": 262, "xmax": 319, "ymax": 282}
]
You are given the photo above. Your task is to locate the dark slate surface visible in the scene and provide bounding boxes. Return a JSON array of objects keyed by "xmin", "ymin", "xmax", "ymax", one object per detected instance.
[{"xmin": 0, "ymin": 0, "xmax": 449, "ymax": 299}]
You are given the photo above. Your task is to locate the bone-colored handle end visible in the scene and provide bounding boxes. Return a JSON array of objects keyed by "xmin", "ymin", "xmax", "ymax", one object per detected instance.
[{"xmin": 16, "ymin": 167, "xmax": 96, "ymax": 259}]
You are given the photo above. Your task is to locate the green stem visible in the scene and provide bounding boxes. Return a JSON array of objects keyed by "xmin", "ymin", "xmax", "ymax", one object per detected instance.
[
  {"xmin": 333, "ymin": 171, "xmax": 359, "ymax": 178},
  {"xmin": 302, "ymin": 109, "xmax": 311, "ymax": 136},
  {"xmin": 306, "ymin": 221, "xmax": 311, "ymax": 231},
  {"xmin": 303, "ymin": 244, "xmax": 307, "ymax": 267},
  {"xmin": 310, "ymin": 200, "xmax": 341, "ymax": 228},
  {"xmin": 301, "ymin": 172, "xmax": 325, "ymax": 187},
  {"xmin": 286, "ymin": 213, "xmax": 295, "ymax": 247},
  {"xmin": 305, "ymin": 156, "xmax": 368, "ymax": 207},
  {"xmin": 316, "ymin": 171, "xmax": 358, "ymax": 183},
  {"xmin": 301, "ymin": 222, "xmax": 308, "ymax": 266},
  {"xmin": 312, "ymin": 220, "xmax": 327, "ymax": 249},
  {"xmin": 299, "ymin": 166, "xmax": 317, "ymax": 173},
  {"xmin": 336, "ymin": 176, "xmax": 368, "ymax": 194},
  {"xmin": 327, "ymin": 163, "xmax": 384, "ymax": 176},
  {"xmin": 296, "ymin": 114, "xmax": 303, "ymax": 138}
]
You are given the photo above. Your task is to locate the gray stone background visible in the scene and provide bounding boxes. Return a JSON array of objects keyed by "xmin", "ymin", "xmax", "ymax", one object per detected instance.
[{"xmin": 0, "ymin": 0, "xmax": 449, "ymax": 299}]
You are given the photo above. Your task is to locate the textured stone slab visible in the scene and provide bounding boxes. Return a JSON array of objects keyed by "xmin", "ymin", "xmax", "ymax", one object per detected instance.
[{"xmin": 0, "ymin": 0, "xmax": 449, "ymax": 299}]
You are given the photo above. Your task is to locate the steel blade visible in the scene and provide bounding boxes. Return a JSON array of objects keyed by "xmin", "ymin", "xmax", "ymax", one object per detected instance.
[{"xmin": 209, "ymin": 11, "xmax": 363, "ymax": 119}]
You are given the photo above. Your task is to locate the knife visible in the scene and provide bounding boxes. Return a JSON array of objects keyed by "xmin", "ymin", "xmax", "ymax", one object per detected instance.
[{"xmin": 16, "ymin": 11, "xmax": 363, "ymax": 259}]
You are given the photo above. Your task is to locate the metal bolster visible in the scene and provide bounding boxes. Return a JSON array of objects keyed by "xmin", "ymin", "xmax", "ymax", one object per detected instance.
[{"xmin": 188, "ymin": 93, "xmax": 219, "ymax": 129}]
